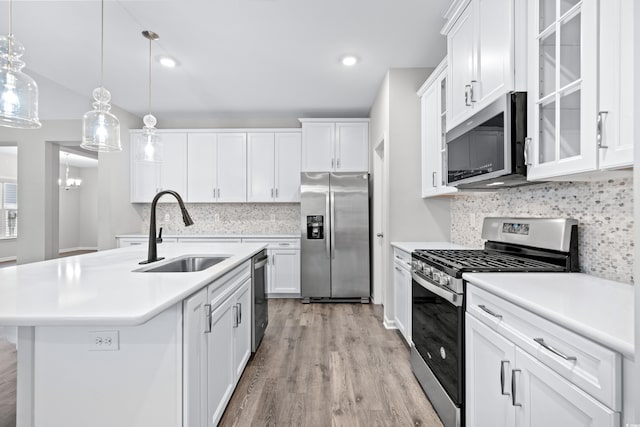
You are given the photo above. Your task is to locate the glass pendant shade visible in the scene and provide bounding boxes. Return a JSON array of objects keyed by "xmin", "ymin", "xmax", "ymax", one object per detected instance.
[
  {"xmin": 0, "ymin": 35, "xmax": 41, "ymax": 129},
  {"xmin": 137, "ymin": 113, "xmax": 162, "ymax": 162},
  {"xmin": 81, "ymin": 87, "xmax": 121, "ymax": 152}
]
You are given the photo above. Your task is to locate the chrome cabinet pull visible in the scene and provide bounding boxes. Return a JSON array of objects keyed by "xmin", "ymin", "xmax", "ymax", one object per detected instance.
[
  {"xmin": 394, "ymin": 266, "xmax": 402, "ymax": 272},
  {"xmin": 511, "ymin": 369, "xmax": 522, "ymax": 407},
  {"xmin": 464, "ymin": 85, "xmax": 471, "ymax": 106},
  {"xmin": 534, "ymin": 338, "xmax": 577, "ymax": 361},
  {"xmin": 204, "ymin": 304, "xmax": 212, "ymax": 333},
  {"xmin": 337, "ymin": 158, "xmax": 341, "ymax": 169},
  {"xmin": 432, "ymin": 171, "xmax": 437, "ymax": 187},
  {"xmin": 500, "ymin": 360, "xmax": 511, "ymax": 396},
  {"xmin": 470, "ymin": 80, "xmax": 477, "ymax": 103},
  {"xmin": 331, "ymin": 158, "xmax": 335, "ymax": 169},
  {"xmin": 217, "ymin": 188, "xmax": 221, "ymax": 198},
  {"xmin": 232, "ymin": 305, "xmax": 239, "ymax": 328},
  {"xmin": 275, "ymin": 188, "xmax": 279, "ymax": 198},
  {"xmin": 271, "ymin": 188, "xmax": 274, "ymax": 198},
  {"xmin": 597, "ymin": 111, "xmax": 609, "ymax": 149},
  {"xmin": 376, "ymin": 233, "xmax": 384, "ymax": 238},
  {"xmin": 524, "ymin": 137, "xmax": 532, "ymax": 166},
  {"xmin": 237, "ymin": 303, "xmax": 242, "ymax": 324},
  {"xmin": 478, "ymin": 304, "xmax": 502, "ymax": 319}
]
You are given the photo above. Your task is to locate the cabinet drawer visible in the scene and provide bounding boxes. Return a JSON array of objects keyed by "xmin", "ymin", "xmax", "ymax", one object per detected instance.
[
  {"xmin": 208, "ymin": 262, "xmax": 251, "ymax": 311},
  {"xmin": 392, "ymin": 248, "xmax": 412, "ymax": 269},
  {"xmin": 467, "ymin": 284, "xmax": 622, "ymax": 411},
  {"xmin": 241, "ymin": 238, "xmax": 300, "ymax": 249}
]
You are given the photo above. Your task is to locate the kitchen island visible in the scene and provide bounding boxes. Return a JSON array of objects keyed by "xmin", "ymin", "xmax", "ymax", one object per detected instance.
[{"xmin": 0, "ymin": 242, "xmax": 266, "ymax": 427}]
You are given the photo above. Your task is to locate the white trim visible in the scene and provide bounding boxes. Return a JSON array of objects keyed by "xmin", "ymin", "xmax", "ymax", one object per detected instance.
[
  {"xmin": 298, "ymin": 118, "xmax": 370, "ymax": 123},
  {"xmin": 383, "ymin": 316, "xmax": 397, "ymax": 330},
  {"xmin": 441, "ymin": 0, "xmax": 473, "ymax": 35},
  {"xmin": 17, "ymin": 326, "xmax": 34, "ymax": 427},
  {"xmin": 0, "ymin": 256, "xmax": 16, "ymax": 263},
  {"xmin": 129, "ymin": 128, "xmax": 302, "ymax": 135},
  {"xmin": 58, "ymin": 247, "xmax": 98, "ymax": 254},
  {"xmin": 417, "ymin": 57, "xmax": 448, "ymax": 96}
]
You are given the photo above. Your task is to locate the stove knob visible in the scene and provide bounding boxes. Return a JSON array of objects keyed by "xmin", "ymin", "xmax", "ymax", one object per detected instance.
[
  {"xmin": 432, "ymin": 271, "xmax": 441, "ymax": 282},
  {"xmin": 439, "ymin": 275, "xmax": 451, "ymax": 287},
  {"xmin": 423, "ymin": 265, "xmax": 432, "ymax": 276}
]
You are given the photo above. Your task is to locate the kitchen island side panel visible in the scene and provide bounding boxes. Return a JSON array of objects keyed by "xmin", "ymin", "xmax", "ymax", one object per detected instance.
[{"xmin": 28, "ymin": 304, "xmax": 182, "ymax": 427}]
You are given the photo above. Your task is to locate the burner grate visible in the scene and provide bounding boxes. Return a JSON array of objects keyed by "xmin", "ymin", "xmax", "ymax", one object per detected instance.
[{"xmin": 414, "ymin": 249, "xmax": 566, "ymax": 272}]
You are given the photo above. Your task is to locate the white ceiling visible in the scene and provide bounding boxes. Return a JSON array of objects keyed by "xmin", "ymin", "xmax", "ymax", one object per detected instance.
[{"xmin": 1, "ymin": 0, "xmax": 451, "ymax": 122}]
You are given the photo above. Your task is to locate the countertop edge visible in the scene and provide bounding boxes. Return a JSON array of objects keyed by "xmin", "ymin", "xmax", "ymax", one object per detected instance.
[
  {"xmin": 463, "ymin": 273, "xmax": 634, "ymax": 358},
  {"xmin": 116, "ymin": 234, "xmax": 300, "ymax": 239}
]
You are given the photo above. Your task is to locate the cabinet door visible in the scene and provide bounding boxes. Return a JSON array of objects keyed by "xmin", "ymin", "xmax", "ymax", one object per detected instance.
[
  {"xmin": 217, "ymin": 133, "xmax": 247, "ymax": 202},
  {"xmin": 207, "ymin": 295, "xmax": 236, "ymax": 426},
  {"xmin": 183, "ymin": 288, "xmax": 208, "ymax": 427},
  {"xmin": 335, "ymin": 122, "xmax": 369, "ymax": 172},
  {"xmin": 130, "ymin": 134, "xmax": 160, "ymax": 203},
  {"xmin": 187, "ymin": 133, "xmax": 217, "ymax": 202},
  {"xmin": 393, "ymin": 263, "xmax": 409, "ymax": 342},
  {"xmin": 158, "ymin": 133, "xmax": 188, "ymax": 199},
  {"xmin": 421, "ymin": 85, "xmax": 440, "ymax": 198},
  {"xmin": 301, "ymin": 122, "xmax": 334, "ymax": 172},
  {"xmin": 247, "ymin": 133, "xmax": 275, "ymax": 202},
  {"xmin": 598, "ymin": 0, "xmax": 634, "ymax": 169},
  {"xmin": 447, "ymin": 3, "xmax": 475, "ymax": 131},
  {"xmin": 466, "ymin": 315, "xmax": 516, "ymax": 427},
  {"xmin": 474, "ymin": 0, "xmax": 514, "ymax": 108},
  {"xmin": 514, "ymin": 348, "xmax": 619, "ymax": 427},
  {"xmin": 527, "ymin": 0, "xmax": 599, "ymax": 180},
  {"xmin": 274, "ymin": 133, "xmax": 301, "ymax": 202},
  {"xmin": 233, "ymin": 279, "xmax": 252, "ymax": 379},
  {"xmin": 270, "ymin": 249, "xmax": 300, "ymax": 294}
]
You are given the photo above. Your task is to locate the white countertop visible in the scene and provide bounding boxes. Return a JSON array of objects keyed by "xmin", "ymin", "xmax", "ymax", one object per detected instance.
[
  {"xmin": 116, "ymin": 233, "xmax": 300, "ymax": 239},
  {"xmin": 0, "ymin": 243, "xmax": 265, "ymax": 327},
  {"xmin": 390, "ymin": 241, "xmax": 469, "ymax": 253},
  {"xmin": 463, "ymin": 272, "xmax": 635, "ymax": 358}
]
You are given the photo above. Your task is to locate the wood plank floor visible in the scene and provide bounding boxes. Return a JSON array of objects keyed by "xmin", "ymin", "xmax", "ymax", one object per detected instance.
[
  {"xmin": 220, "ymin": 299, "xmax": 443, "ymax": 427},
  {"xmin": 0, "ymin": 339, "xmax": 16, "ymax": 427}
]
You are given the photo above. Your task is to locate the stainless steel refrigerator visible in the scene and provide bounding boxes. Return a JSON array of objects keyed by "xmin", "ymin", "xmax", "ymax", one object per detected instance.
[{"xmin": 300, "ymin": 172, "xmax": 370, "ymax": 303}]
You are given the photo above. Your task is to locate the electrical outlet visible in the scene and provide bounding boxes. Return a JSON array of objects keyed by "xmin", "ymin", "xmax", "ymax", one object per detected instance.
[
  {"xmin": 214, "ymin": 214, "xmax": 220, "ymax": 222},
  {"xmin": 164, "ymin": 213, "xmax": 171, "ymax": 222},
  {"xmin": 270, "ymin": 214, "xmax": 276, "ymax": 222},
  {"xmin": 89, "ymin": 330, "xmax": 120, "ymax": 351}
]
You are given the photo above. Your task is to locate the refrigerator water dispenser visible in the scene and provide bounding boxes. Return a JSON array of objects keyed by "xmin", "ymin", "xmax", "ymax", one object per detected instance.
[{"xmin": 306, "ymin": 215, "xmax": 324, "ymax": 239}]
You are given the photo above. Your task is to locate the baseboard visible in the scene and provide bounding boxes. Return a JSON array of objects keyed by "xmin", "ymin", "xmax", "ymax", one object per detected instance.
[
  {"xmin": 59, "ymin": 246, "xmax": 98, "ymax": 254},
  {"xmin": 0, "ymin": 256, "xmax": 16, "ymax": 263},
  {"xmin": 383, "ymin": 316, "xmax": 397, "ymax": 329}
]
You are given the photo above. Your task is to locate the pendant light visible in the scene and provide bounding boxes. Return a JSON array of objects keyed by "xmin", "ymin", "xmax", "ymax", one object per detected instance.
[
  {"xmin": 137, "ymin": 30, "xmax": 162, "ymax": 163},
  {"xmin": 0, "ymin": 0, "xmax": 41, "ymax": 129},
  {"xmin": 81, "ymin": 0, "xmax": 121, "ymax": 152}
]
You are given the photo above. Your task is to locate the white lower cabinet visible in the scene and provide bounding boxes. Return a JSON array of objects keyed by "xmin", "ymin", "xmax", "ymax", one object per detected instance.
[
  {"xmin": 242, "ymin": 238, "xmax": 300, "ymax": 297},
  {"xmin": 183, "ymin": 267, "xmax": 252, "ymax": 427},
  {"xmin": 392, "ymin": 248, "xmax": 412, "ymax": 345},
  {"xmin": 466, "ymin": 285, "xmax": 621, "ymax": 427}
]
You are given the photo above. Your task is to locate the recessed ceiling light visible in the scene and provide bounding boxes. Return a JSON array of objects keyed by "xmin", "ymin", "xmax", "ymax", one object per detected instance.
[
  {"xmin": 341, "ymin": 55, "xmax": 358, "ymax": 66},
  {"xmin": 158, "ymin": 56, "xmax": 177, "ymax": 68}
]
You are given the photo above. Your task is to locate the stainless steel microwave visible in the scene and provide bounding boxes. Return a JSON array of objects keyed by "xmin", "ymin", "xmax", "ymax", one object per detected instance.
[{"xmin": 446, "ymin": 92, "xmax": 530, "ymax": 189}]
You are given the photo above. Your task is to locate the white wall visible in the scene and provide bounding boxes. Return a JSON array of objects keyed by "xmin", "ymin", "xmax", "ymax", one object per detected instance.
[
  {"xmin": 0, "ymin": 150, "xmax": 18, "ymax": 261},
  {"xmin": 369, "ymin": 68, "xmax": 452, "ymax": 322},
  {"xmin": 59, "ymin": 166, "xmax": 98, "ymax": 251},
  {"xmin": 59, "ymin": 165, "xmax": 81, "ymax": 251},
  {"xmin": 633, "ymin": 0, "xmax": 640, "ymax": 422}
]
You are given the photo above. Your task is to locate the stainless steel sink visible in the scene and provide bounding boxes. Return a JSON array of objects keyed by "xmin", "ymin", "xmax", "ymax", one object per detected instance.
[{"xmin": 139, "ymin": 256, "xmax": 228, "ymax": 273}]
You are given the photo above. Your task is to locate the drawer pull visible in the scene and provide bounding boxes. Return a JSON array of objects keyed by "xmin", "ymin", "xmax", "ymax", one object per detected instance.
[
  {"xmin": 534, "ymin": 338, "xmax": 577, "ymax": 362},
  {"xmin": 500, "ymin": 360, "xmax": 510, "ymax": 396},
  {"xmin": 511, "ymin": 369, "xmax": 522, "ymax": 407},
  {"xmin": 478, "ymin": 304, "xmax": 502, "ymax": 319}
]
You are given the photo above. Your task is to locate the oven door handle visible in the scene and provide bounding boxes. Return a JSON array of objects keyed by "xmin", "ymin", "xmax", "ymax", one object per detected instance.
[{"xmin": 411, "ymin": 272, "xmax": 463, "ymax": 307}]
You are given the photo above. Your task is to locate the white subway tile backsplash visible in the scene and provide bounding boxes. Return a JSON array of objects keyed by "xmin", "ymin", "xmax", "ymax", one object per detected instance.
[{"xmin": 450, "ymin": 178, "xmax": 634, "ymax": 284}]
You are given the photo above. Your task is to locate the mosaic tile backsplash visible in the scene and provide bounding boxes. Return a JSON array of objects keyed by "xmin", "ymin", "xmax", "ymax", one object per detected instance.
[
  {"xmin": 450, "ymin": 177, "xmax": 634, "ymax": 284},
  {"xmin": 140, "ymin": 203, "xmax": 301, "ymax": 236}
]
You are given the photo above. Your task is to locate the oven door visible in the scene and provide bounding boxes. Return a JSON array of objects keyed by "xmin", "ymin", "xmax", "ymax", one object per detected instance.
[{"xmin": 411, "ymin": 271, "xmax": 464, "ymax": 405}]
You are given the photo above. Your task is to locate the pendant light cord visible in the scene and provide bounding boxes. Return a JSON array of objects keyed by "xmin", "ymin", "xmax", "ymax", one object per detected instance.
[
  {"xmin": 8, "ymin": 0, "xmax": 13, "ymax": 57},
  {"xmin": 148, "ymin": 37, "xmax": 152, "ymax": 115},
  {"xmin": 100, "ymin": 0, "xmax": 105, "ymax": 89}
]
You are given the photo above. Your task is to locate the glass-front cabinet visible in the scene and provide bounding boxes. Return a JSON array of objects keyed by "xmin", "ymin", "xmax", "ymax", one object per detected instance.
[{"xmin": 527, "ymin": 0, "xmax": 598, "ymax": 180}]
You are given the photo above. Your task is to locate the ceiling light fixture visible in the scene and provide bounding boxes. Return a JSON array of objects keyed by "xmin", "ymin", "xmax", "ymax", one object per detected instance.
[
  {"xmin": 158, "ymin": 56, "xmax": 177, "ymax": 68},
  {"xmin": 0, "ymin": 0, "xmax": 41, "ymax": 129},
  {"xmin": 81, "ymin": 0, "xmax": 121, "ymax": 153},
  {"xmin": 341, "ymin": 55, "xmax": 358, "ymax": 67},
  {"xmin": 137, "ymin": 30, "xmax": 162, "ymax": 163}
]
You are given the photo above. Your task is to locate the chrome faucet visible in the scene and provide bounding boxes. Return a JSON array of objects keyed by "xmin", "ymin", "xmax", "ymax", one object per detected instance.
[{"xmin": 140, "ymin": 190, "xmax": 194, "ymax": 265}]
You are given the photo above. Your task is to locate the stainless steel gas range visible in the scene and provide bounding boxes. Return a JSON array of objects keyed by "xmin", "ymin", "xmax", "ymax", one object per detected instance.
[{"xmin": 410, "ymin": 217, "xmax": 579, "ymax": 427}]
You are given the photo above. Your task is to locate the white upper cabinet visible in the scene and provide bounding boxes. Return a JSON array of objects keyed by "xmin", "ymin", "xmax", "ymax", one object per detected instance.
[
  {"xmin": 300, "ymin": 119, "xmax": 369, "ymax": 172},
  {"xmin": 527, "ymin": 0, "xmax": 633, "ymax": 180},
  {"xmin": 444, "ymin": 0, "xmax": 517, "ymax": 131},
  {"xmin": 187, "ymin": 132, "xmax": 247, "ymax": 203},
  {"xmin": 248, "ymin": 132, "xmax": 301, "ymax": 203},
  {"xmin": 418, "ymin": 59, "xmax": 458, "ymax": 198},
  {"xmin": 130, "ymin": 131, "xmax": 187, "ymax": 203}
]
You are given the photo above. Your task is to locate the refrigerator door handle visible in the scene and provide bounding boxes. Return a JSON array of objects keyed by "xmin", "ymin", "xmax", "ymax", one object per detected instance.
[
  {"xmin": 325, "ymin": 191, "xmax": 331, "ymax": 259},
  {"xmin": 330, "ymin": 191, "xmax": 336, "ymax": 259}
]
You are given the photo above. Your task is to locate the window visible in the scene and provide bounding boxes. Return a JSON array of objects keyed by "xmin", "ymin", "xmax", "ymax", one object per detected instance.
[{"xmin": 0, "ymin": 181, "xmax": 18, "ymax": 238}]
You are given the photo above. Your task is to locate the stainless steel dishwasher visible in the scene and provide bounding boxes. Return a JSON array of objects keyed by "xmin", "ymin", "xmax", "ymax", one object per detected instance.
[{"xmin": 251, "ymin": 249, "xmax": 269, "ymax": 353}]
